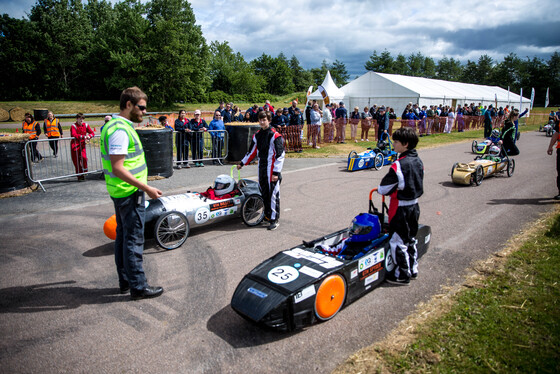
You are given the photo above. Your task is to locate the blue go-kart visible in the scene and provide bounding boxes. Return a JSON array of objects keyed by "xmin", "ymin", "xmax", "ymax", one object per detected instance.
[{"xmin": 347, "ymin": 134, "xmax": 398, "ymax": 171}]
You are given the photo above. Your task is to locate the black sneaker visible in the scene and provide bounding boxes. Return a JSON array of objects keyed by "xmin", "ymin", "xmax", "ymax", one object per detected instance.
[
  {"xmin": 386, "ymin": 273, "xmax": 410, "ymax": 286},
  {"xmin": 411, "ymin": 273, "xmax": 418, "ymax": 280},
  {"xmin": 268, "ymin": 221, "xmax": 279, "ymax": 231}
]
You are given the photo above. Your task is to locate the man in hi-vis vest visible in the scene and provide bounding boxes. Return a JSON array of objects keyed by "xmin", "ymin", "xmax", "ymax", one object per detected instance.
[{"xmin": 100, "ymin": 87, "xmax": 164, "ymax": 300}]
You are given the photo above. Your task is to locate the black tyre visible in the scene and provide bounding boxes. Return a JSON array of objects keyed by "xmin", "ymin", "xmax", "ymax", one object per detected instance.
[
  {"xmin": 451, "ymin": 162, "xmax": 458, "ymax": 177},
  {"xmin": 241, "ymin": 194, "xmax": 265, "ymax": 226},
  {"xmin": 471, "ymin": 140, "xmax": 478, "ymax": 153},
  {"xmin": 373, "ymin": 153, "xmax": 384, "ymax": 170},
  {"xmin": 348, "ymin": 151, "xmax": 358, "ymax": 159},
  {"xmin": 507, "ymin": 158, "xmax": 515, "ymax": 177},
  {"xmin": 154, "ymin": 211, "xmax": 189, "ymax": 250},
  {"xmin": 516, "ymin": 131, "xmax": 521, "ymax": 141},
  {"xmin": 547, "ymin": 128, "xmax": 553, "ymax": 137},
  {"xmin": 470, "ymin": 165, "xmax": 483, "ymax": 186}
]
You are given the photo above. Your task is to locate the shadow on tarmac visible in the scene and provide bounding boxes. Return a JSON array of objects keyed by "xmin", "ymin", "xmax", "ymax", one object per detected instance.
[
  {"xmin": 0, "ymin": 281, "xmax": 126, "ymax": 313},
  {"xmin": 488, "ymin": 197, "xmax": 560, "ymax": 205},
  {"xmin": 206, "ymin": 304, "xmax": 298, "ymax": 348}
]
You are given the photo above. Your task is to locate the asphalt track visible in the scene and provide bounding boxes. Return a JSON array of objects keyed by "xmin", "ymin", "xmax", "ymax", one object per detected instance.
[{"xmin": 0, "ymin": 131, "xmax": 557, "ymax": 373}]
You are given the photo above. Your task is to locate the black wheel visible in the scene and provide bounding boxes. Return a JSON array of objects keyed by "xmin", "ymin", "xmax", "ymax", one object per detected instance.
[
  {"xmin": 348, "ymin": 150, "xmax": 358, "ymax": 159},
  {"xmin": 471, "ymin": 140, "xmax": 478, "ymax": 153},
  {"xmin": 547, "ymin": 128, "xmax": 553, "ymax": 137},
  {"xmin": 154, "ymin": 211, "xmax": 189, "ymax": 250},
  {"xmin": 539, "ymin": 125, "xmax": 543, "ymax": 132},
  {"xmin": 507, "ymin": 158, "xmax": 515, "ymax": 177},
  {"xmin": 451, "ymin": 162, "xmax": 458, "ymax": 177},
  {"xmin": 241, "ymin": 194, "xmax": 265, "ymax": 226},
  {"xmin": 470, "ymin": 165, "xmax": 483, "ymax": 186},
  {"xmin": 373, "ymin": 153, "xmax": 384, "ymax": 170},
  {"xmin": 516, "ymin": 131, "xmax": 521, "ymax": 140}
]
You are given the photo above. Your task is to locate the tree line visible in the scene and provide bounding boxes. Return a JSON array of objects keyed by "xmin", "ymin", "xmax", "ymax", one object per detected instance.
[{"xmin": 1, "ymin": 0, "xmax": 558, "ymax": 107}]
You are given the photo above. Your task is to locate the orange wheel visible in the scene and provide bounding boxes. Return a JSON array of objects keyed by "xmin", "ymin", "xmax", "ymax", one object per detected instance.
[
  {"xmin": 315, "ymin": 274, "xmax": 346, "ymax": 321},
  {"xmin": 103, "ymin": 214, "xmax": 117, "ymax": 240}
]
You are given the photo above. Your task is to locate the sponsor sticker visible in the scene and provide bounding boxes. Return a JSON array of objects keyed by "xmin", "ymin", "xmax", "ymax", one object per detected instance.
[
  {"xmin": 299, "ymin": 266, "xmax": 323, "ymax": 278},
  {"xmin": 364, "ymin": 272, "xmax": 379, "ymax": 286},
  {"xmin": 351, "ymin": 268, "xmax": 358, "ymax": 279},
  {"xmin": 210, "ymin": 199, "xmax": 234, "ymax": 212},
  {"xmin": 247, "ymin": 287, "xmax": 267, "ymax": 298},
  {"xmin": 294, "ymin": 285, "xmax": 316, "ymax": 304},
  {"xmin": 425, "ymin": 233, "xmax": 431, "ymax": 244},
  {"xmin": 358, "ymin": 159, "xmax": 364, "ymax": 168},
  {"xmin": 359, "ymin": 249, "xmax": 384, "ymax": 271},
  {"xmin": 267, "ymin": 265, "xmax": 299, "ymax": 284}
]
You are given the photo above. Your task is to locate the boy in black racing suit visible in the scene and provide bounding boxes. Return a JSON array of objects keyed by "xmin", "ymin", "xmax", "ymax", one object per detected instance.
[
  {"xmin": 238, "ymin": 111, "xmax": 285, "ymax": 230},
  {"xmin": 378, "ymin": 127, "xmax": 424, "ymax": 285}
]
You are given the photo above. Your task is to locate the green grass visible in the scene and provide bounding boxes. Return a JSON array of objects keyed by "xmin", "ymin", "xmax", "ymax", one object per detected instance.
[{"xmin": 334, "ymin": 210, "xmax": 560, "ymax": 374}]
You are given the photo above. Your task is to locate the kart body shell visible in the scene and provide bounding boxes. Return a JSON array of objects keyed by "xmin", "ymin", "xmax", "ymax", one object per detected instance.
[
  {"xmin": 104, "ymin": 171, "xmax": 265, "ymax": 249},
  {"xmin": 231, "ymin": 189, "xmax": 431, "ymax": 331},
  {"xmin": 451, "ymin": 154, "xmax": 515, "ymax": 186},
  {"xmin": 347, "ymin": 136, "xmax": 398, "ymax": 171}
]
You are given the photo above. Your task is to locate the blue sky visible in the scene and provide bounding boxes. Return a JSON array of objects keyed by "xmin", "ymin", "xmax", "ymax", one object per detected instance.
[{"xmin": 3, "ymin": 0, "xmax": 559, "ymax": 78}]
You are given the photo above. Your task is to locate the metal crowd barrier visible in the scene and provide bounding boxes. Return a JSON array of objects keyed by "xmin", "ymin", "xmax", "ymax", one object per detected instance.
[
  {"xmin": 24, "ymin": 136, "xmax": 103, "ymax": 191},
  {"xmin": 24, "ymin": 130, "xmax": 229, "ymax": 191},
  {"xmin": 172, "ymin": 130, "xmax": 228, "ymax": 166}
]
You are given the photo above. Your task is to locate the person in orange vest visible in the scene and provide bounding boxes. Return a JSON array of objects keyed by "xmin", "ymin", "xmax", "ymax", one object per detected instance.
[
  {"xmin": 70, "ymin": 113, "xmax": 95, "ymax": 181},
  {"xmin": 22, "ymin": 112, "xmax": 43, "ymax": 162},
  {"xmin": 43, "ymin": 111, "xmax": 63, "ymax": 158}
]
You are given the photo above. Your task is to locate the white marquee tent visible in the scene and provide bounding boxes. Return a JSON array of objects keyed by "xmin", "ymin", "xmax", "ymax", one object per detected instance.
[
  {"xmin": 340, "ymin": 71, "xmax": 531, "ymax": 117},
  {"xmin": 307, "ymin": 70, "xmax": 345, "ymax": 105}
]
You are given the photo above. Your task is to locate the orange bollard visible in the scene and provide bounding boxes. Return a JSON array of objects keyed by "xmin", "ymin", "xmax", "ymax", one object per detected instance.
[
  {"xmin": 15, "ymin": 129, "xmax": 18, "ymax": 133},
  {"xmin": 103, "ymin": 214, "xmax": 117, "ymax": 240}
]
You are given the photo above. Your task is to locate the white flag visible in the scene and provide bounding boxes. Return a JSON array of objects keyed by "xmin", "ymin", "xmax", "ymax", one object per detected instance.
[
  {"xmin": 545, "ymin": 87, "xmax": 549, "ymax": 108},
  {"xmin": 530, "ymin": 87, "xmax": 535, "ymax": 109},
  {"xmin": 519, "ymin": 88, "xmax": 523, "ymax": 111}
]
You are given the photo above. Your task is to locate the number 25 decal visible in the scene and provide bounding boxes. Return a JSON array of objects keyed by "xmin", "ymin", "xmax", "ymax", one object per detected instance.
[{"xmin": 267, "ymin": 266, "xmax": 299, "ymax": 284}]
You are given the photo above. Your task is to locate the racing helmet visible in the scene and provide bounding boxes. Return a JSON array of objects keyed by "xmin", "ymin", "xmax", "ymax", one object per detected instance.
[
  {"xmin": 346, "ymin": 213, "xmax": 381, "ymax": 243},
  {"xmin": 488, "ymin": 145, "xmax": 501, "ymax": 157},
  {"xmin": 491, "ymin": 129, "xmax": 500, "ymax": 138},
  {"xmin": 214, "ymin": 174, "xmax": 235, "ymax": 196},
  {"xmin": 376, "ymin": 140, "xmax": 387, "ymax": 150}
]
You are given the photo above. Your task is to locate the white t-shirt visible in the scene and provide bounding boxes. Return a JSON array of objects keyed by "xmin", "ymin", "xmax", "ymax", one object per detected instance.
[
  {"xmin": 109, "ymin": 130, "xmax": 129, "ymax": 155},
  {"xmin": 108, "ymin": 116, "xmax": 131, "ymax": 155}
]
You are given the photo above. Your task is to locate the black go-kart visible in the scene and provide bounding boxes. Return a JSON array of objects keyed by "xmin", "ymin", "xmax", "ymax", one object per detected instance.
[{"xmin": 231, "ymin": 188, "xmax": 432, "ymax": 331}]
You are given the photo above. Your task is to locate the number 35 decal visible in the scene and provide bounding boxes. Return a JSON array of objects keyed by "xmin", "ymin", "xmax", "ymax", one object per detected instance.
[
  {"xmin": 267, "ymin": 266, "xmax": 299, "ymax": 284},
  {"xmin": 194, "ymin": 207, "xmax": 210, "ymax": 224}
]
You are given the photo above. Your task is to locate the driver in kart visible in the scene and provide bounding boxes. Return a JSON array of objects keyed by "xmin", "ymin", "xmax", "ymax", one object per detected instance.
[
  {"xmin": 200, "ymin": 174, "xmax": 240, "ymax": 200},
  {"xmin": 316, "ymin": 213, "xmax": 381, "ymax": 259}
]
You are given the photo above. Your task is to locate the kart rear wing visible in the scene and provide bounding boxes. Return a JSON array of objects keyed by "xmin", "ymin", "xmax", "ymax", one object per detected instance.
[{"xmin": 369, "ymin": 188, "xmax": 389, "ymax": 230}]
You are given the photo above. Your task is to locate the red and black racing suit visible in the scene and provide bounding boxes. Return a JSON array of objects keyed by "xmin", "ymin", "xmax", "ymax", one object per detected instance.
[
  {"xmin": 240, "ymin": 127, "xmax": 285, "ymax": 222},
  {"xmin": 378, "ymin": 149, "xmax": 424, "ymax": 280}
]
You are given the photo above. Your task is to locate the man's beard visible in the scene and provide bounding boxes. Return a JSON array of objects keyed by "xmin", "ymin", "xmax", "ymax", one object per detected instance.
[{"xmin": 130, "ymin": 111, "xmax": 143, "ymax": 123}]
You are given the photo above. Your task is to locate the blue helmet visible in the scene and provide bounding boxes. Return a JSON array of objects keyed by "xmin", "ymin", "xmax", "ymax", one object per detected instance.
[{"xmin": 346, "ymin": 213, "xmax": 381, "ymax": 243}]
